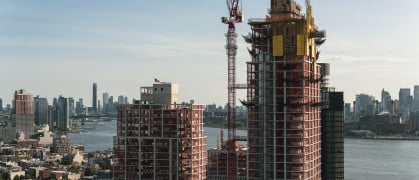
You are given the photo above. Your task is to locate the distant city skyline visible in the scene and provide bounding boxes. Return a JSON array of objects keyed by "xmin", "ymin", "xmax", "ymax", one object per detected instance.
[
  {"xmin": 1, "ymin": 83, "xmax": 419, "ymax": 108},
  {"xmin": 2, "ymin": 0, "xmax": 419, "ymax": 105}
]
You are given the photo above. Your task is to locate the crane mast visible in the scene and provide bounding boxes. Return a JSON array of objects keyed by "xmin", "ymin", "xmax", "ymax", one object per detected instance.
[{"xmin": 222, "ymin": 0, "xmax": 243, "ymax": 179}]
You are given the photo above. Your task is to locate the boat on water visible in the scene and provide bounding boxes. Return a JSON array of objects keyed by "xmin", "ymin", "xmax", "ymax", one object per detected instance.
[
  {"xmin": 84, "ymin": 118, "xmax": 97, "ymax": 122},
  {"xmin": 100, "ymin": 117, "xmax": 113, "ymax": 121},
  {"xmin": 80, "ymin": 127, "xmax": 95, "ymax": 130}
]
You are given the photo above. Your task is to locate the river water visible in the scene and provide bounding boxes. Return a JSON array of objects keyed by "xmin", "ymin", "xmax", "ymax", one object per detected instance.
[{"xmin": 68, "ymin": 120, "xmax": 419, "ymax": 179}]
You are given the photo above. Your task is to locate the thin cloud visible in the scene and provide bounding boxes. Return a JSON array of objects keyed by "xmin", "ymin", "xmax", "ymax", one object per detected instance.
[{"xmin": 322, "ymin": 54, "xmax": 415, "ymax": 63}]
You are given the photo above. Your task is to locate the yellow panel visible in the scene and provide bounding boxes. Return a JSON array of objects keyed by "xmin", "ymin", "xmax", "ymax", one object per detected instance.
[
  {"xmin": 312, "ymin": 41, "xmax": 317, "ymax": 60},
  {"xmin": 272, "ymin": 35, "xmax": 283, "ymax": 57},
  {"xmin": 297, "ymin": 34, "xmax": 305, "ymax": 56}
]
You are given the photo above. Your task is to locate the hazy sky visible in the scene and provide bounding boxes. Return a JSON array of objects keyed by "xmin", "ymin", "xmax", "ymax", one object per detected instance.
[{"xmin": 1, "ymin": 0, "xmax": 419, "ymax": 106}]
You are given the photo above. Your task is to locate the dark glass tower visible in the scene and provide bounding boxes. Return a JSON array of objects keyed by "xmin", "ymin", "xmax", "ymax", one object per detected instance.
[
  {"xmin": 92, "ymin": 83, "xmax": 97, "ymax": 113},
  {"xmin": 34, "ymin": 96, "xmax": 49, "ymax": 126},
  {"xmin": 319, "ymin": 63, "xmax": 344, "ymax": 179}
]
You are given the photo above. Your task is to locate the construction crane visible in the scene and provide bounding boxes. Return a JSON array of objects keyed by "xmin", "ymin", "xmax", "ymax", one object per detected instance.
[{"xmin": 221, "ymin": 0, "xmax": 244, "ymax": 179}]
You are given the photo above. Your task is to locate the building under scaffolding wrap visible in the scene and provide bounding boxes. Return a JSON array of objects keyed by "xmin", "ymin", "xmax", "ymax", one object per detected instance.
[
  {"xmin": 245, "ymin": 0, "xmax": 325, "ymax": 179},
  {"xmin": 113, "ymin": 82, "xmax": 207, "ymax": 180}
]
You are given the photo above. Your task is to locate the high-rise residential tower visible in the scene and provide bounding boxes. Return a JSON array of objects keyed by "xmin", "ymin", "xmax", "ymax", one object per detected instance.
[
  {"xmin": 0, "ymin": 98, "xmax": 3, "ymax": 112},
  {"xmin": 399, "ymin": 88, "xmax": 412, "ymax": 110},
  {"xmin": 354, "ymin": 94, "xmax": 375, "ymax": 120},
  {"xmin": 113, "ymin": 82, "xmax": 207, "ymax": 179},
  {"xmin": 97, "ymin": 100, "xmax": 102, "ymax": 114},
  {"xmin": 12, "ymin": 89, "xmax": 35, "ymax": 139},
  {"xmin": 52, "ymin": 98, "xmax": 59, "ymax": 128},
  {"xmin": 381, "ymin": 89, "xmax": 392, "ymax": 113},
  {"xmin": 117, "ymin": 95, "xmax": 124, "ymax": 104},
  {"xmin": 57, "ymin": 96, "xmax": 70, "ymax": 131},
  {"xmin": 34, "ymin": 96, "xmax": 49, "ymax": 126},
  {"xmin": 319, "ymin": 63, "xmax": 344, "ymax": 179},
  {"xmin": 108, "ymin": 96, "xmax": 114, "ymax": 113},
  {"xmin": 399, "ymin": 88, "xmax": 412, "ymax": 122},
  {"xmin": 76, "ymin": 98, "xmax": 84, "ymax": 114},
  {"xmin": 414, "ymin": 85, "xmax": 419, "ymax": 110},
  {"xmin": 102, "ymin": 92, "xmax": 109, "ymax": 114},
  {"xmin": 68, "ymin": 97, "xmax": 75, "ymax": 116},
  {"xmin": 92, "ymin": 83, "xmax": 97, "ymax": 113},
  {"xmin": 246, "ymin": 0, "xmax": 325, "ymax": 179},
  {"xmin": 344, "ymin": 103, "xmax": 352, "ymax": 122}
]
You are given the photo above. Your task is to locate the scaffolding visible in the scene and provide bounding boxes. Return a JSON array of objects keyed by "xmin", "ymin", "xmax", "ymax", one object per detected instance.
[
  {"xmin": 113, "ymin": 104, "xmax": 207, "ymax": 180},
  {"xmin": 246, "ymin": 0, "xmax": 324, "ymax": 179}
]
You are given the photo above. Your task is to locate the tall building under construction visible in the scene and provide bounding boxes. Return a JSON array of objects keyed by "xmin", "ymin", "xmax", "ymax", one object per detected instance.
[
  {"xmin": 245, "ymin": 0, "xmax": 325, "ymax": 179},
  {"xmin": 113, "ymin": 82, "xmax": 207, "ymax": 180}
]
